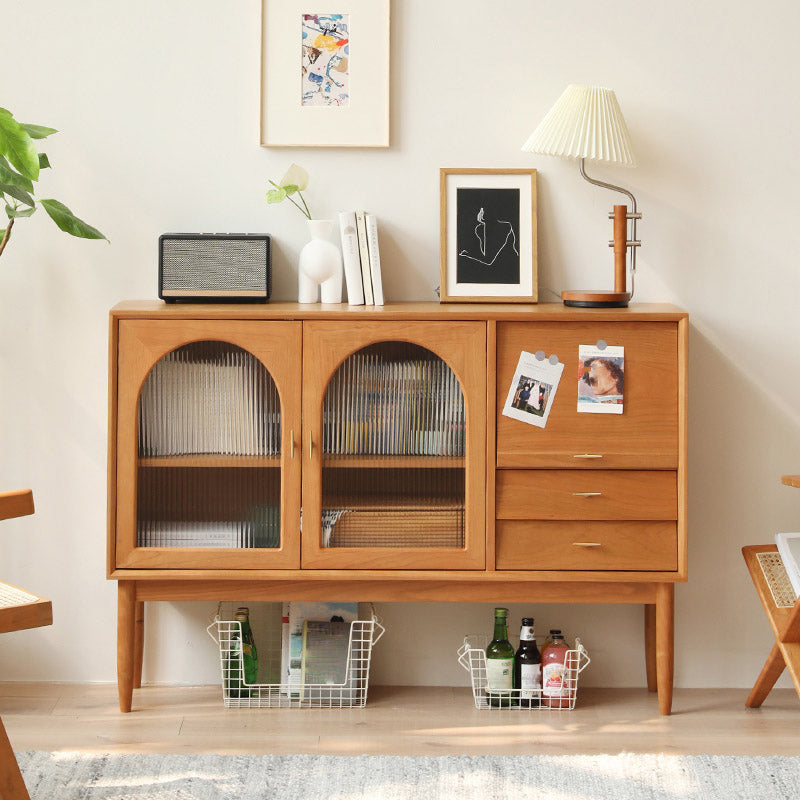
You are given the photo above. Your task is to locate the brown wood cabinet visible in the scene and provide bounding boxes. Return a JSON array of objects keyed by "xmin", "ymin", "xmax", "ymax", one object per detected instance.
[{"xmin": 108, "ymin": 301, "xmax": 687, "ymax": 715}]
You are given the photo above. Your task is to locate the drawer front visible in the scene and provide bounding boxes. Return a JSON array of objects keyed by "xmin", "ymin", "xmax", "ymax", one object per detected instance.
[
  {"xmin": 496, "ymin": 321, "xmax": 679, "ymax": 468},
  {"xmin": 496, "ymin": 470, "xmax": 677, "ymax": 520},
  {"xmin": 495, "ymin": 521, "xmax": 678, "ymax": 571}
]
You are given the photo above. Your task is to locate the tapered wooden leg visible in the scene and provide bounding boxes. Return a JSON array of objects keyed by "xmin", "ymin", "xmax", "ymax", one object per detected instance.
[
  {"xmin": 0, "ymin": 715, "xmax": 30, "ymax": 800},
  {"xmin": 117, "ymin": 581, "xmax": 136, "ymax": 713},
  {"xmin": 133, "ymin": 601, "xmax": 145, "ymax": 690},
  {"xmin": 644, "ymin": 604, "xmax": 657, "ymax": 692},
  {"xmin": 746, "ymin": 642, "xmax": 786, "ymax": 708},
  {"xmin": 655, "ymin": 583, "xmax": 674, "ymax": 715}
]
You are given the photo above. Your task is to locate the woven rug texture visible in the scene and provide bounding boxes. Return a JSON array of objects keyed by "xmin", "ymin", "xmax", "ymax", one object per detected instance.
[{"xmin": 16, "ymin": 751, "xmax": 800, "ymax": 800}]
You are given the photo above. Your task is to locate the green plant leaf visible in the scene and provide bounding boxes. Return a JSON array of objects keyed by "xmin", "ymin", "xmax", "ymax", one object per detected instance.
[
  {"xmin": 22, "ymin": 123, "xmax": 57, "ymax": 140},
  {"xmin": 282, "ymin": 183, "xmax": 299, "ymax": 197},
  {"xmin": 39, "ymin": 153, "xmax": 50, "ymax": 169},
  {"xmin": 40, "ymin": 198, "xmax": 107, "ymax": 240},
  {"xmin": 5, "ymin": 204, "xmax": 35, "ymax": 218},
  {"xmin": 266, "ymin": 187, "xmax": 287, "ymax": 204},
  {"xmin": 0, "ymin": 156, "xmax": 34, "ymax": 192},
  {"xmin": 0, "ymin": 111, "xmax": 39, "ymax": 181},
  {"xmin": 0, "ymin": 182, "xmax": 36, "ymax": 207}
]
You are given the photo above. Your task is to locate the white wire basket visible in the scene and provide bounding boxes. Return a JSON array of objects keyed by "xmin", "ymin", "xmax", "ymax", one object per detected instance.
[
  {"xmin": 207, "ymin": 612, "xmax": 385, "ymax": 708},
  {"xmin": 457, "ymin": 635, "xmax": 590, "ymax": 710}
]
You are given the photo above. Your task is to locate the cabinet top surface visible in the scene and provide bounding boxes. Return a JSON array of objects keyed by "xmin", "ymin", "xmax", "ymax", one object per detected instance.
[{"xmin": 110, "ymin": 300, "xmax": 687, "ymax": 322}]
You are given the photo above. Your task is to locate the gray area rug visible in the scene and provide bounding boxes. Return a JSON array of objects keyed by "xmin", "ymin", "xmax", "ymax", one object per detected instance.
[{"xmin": 17, "ymin": 752, "xmax": 800, "ymax": 799}]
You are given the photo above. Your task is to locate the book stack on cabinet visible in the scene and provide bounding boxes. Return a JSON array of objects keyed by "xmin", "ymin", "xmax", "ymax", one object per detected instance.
[{"xmin": 338, "ymin": 211, "xmax": 384, "ymax": 305}]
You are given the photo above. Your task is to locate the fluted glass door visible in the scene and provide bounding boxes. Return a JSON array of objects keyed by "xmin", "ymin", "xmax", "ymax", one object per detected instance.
[
  {"xmin": 301, "ymin": 320, "xmax": 486, "ymax": 570},
  {"xmin": 320, "ymin": 341, "xmax": 466, "ymax": 549},
  {"xmin": 137, "ymin": 341, "xmax": 282, "ymax": 550},
  {"xmin": 114, "ymin": 319, "xmax": 301, "ymax": 570}
]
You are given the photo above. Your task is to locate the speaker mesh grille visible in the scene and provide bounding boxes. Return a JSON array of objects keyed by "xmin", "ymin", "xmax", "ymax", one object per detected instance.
[{"xmin": 161, "ymin": 239, "xmax": 269, "ymax": 292}]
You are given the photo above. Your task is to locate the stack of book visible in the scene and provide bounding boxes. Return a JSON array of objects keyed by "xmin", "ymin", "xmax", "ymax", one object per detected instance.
[
  {"xmin": 322, "ymin": 351, "xmax": 465, "ymax": 456},
  {"xmin": 338, "ymin": 211, "xmax": 384, "ymax": 306}
]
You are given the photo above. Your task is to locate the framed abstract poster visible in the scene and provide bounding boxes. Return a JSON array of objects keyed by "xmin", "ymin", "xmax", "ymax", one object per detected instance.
[
  {"xmin": 439, "ymin": 169, "xmax": 538, "ymax": 303},
  {"xmin": 261, "ymin": 0, "xmax": 390, "ymax": 147}
]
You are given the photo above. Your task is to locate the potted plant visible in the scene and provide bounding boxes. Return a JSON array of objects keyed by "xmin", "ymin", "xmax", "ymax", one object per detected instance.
[{"xmin": 0, "ymin": 107, "xmax": 106, "ymax": 258}]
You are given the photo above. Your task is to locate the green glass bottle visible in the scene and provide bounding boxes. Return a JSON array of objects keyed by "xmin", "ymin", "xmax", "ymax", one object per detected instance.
[
  {"xmin": 485, "ymin": 607, "xmax": 514, "ymax": 707},
  {"xmin": 228, "ymin": 607, "xmax": 258, "ymax": 698}
]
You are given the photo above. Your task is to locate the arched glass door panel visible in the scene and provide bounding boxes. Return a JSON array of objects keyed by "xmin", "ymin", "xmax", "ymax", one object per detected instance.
[
  {"xmin": 136, "ymin": 341, "xmax": 281, "ymax": 549},
  {"xmin": 320, "ymin": 341, "xmax": 465, "ymax": 549}
]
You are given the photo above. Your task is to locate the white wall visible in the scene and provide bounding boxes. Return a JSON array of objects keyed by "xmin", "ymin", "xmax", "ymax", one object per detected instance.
[{"xmin": 2, "ymin": 0, "xmax": 799, "ymax": 691}]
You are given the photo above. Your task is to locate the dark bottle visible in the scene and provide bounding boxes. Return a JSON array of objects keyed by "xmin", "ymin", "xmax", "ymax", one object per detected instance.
[
  {"xmin": 227, "ymin": 606, "xmax": 258, "ymax": 698},
  {"xmin": 513, "ymin": 617, "xmax": 542, "ymax": 708},
  {"xmin": 485, "ymin": 607, "xmax": 514, "ymax": 707}
]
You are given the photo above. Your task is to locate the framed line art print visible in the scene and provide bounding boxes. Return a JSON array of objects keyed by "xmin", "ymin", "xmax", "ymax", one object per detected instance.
[
  {"xmin": 439, "ymin": 169, "xmax": 538, "ymax": 303},
  {"xmin": 260, "ymin": 0, "xmax": 390, "ymax": 147}
]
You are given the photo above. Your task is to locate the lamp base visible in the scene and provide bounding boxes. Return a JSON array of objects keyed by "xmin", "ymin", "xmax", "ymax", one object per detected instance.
[{"xmin": 561, "ymin": 289, "xmax": 632, "ymax": 308}]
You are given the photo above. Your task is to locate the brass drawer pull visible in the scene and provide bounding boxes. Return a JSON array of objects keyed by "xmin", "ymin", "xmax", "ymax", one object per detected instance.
[
  {"xmin": 290, "ymin": 429, "xmax": 295, "ymax": 459},
  {"xmin": 573, "ymin": 542, "xmax": 602, "ymax": 547},
  {"xmin": 573, "ymin": 454, "xmax": 603, "ymax": 459},
  {"xmin": 572, "ymin": 492, "xmax": 603, "ymax": 497},
  {"xmin": 309, "ymin": 431, "xmax": 313, "ymax": 460}
]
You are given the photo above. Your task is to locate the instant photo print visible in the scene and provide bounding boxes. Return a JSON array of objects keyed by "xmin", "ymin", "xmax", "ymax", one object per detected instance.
[
  {"xmin": 502, "ymin": 350, "xmax": 564, "ymax": 428},
  {"xmin": 577, "ymin": 343, "xmax": 625, "ymax": 414}
]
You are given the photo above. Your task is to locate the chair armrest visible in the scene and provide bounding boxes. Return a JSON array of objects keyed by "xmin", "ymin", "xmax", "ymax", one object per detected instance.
[{"xmin": 0, "ymin": 490, "xmax": 34, "ymax": 522}]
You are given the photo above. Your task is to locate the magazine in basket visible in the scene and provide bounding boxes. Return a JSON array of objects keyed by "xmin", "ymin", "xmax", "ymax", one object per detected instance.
[{"xmin": 281, "ymin": 602, "xmax": 359, "ymax": 697}]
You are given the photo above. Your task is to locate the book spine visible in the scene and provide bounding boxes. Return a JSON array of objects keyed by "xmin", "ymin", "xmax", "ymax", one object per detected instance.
[
  {"xmin": 355, "ymin": 211, "xmax": 374, "ymax": 305},
  {"xmin": 338, "ymin": 211, "xmax": 365, "ymax": 305},
  {"xmin": 365, "ymin": 213, "xmax": 384, "ymax": 306}
]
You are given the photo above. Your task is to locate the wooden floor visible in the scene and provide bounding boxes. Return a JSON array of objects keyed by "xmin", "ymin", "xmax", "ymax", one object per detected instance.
[{"xmin": 1, "ymin": 683, "xmax": 799, "ymax": 756}]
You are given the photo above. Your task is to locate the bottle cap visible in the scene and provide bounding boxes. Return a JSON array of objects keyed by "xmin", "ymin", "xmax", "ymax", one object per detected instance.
[
  {"xmin": 521, "ymin": 617, "xmax": 534, "ymax": 626},
  {"xmin": 494, "ymin": 607, "xmax": 509, "ymax": 617}
]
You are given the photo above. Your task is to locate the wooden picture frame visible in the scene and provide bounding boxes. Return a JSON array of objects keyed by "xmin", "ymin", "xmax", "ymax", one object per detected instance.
[
  {"xmin": 440, "ymin": 168, "xmax": 537, "ymax": 303},
  {"xmin": 260, "ymin": 0, "xmax": 390, "ymax": 148}
]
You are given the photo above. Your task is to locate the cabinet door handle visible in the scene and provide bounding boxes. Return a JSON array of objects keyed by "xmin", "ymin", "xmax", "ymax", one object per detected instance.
[
  {"xmin": 290, "ymin": 429, "xmax": 295, "ymax": 459},
  {"xmin": 573, "ymin": 454, "xmax": 603, "ymax": 459},
  {"xmin": 572, "ymin": 542, "xmax": 602, "ymax": 547},
  {"xmin": 572, "ymin": 492, "xmax": 603, "ymax": 497},
  {"xmin": 309, "ymin": 431, "xmax": 313, "ymax": 460}
]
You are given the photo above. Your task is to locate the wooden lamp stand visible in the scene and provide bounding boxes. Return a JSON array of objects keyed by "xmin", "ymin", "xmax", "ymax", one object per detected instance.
[{"xmin": 561, "ymin": 159, "xmax": 641, "ymax": 308}]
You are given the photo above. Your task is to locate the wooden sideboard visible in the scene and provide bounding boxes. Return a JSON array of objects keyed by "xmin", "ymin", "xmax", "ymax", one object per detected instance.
[{"xmin": 108, "ymin": 301, "xmax": 688, "ymax": 714}]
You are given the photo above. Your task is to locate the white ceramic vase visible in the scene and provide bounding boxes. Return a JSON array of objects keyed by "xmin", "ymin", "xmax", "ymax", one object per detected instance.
[{"xmin": 298, "ymin": 219, "xmax": 343, "ymax": 304}]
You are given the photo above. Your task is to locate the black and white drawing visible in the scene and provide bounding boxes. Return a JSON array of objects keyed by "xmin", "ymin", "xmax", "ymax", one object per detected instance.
[
  {"xmin": 440, "ymin": 169, "xmax": 537, "ymax": 303},
  {"xmin": 456, "ymin": 188, "xmax": 520, "ymax": 285}
]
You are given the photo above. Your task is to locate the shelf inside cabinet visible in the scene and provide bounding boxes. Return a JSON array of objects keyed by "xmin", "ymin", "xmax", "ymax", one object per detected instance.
[
  {"xmin": 138, "ymin": 455, "xmax": 281, "ymax": 468},
  {"xmin": 322, "ymin": 455, "xmax": 464, "ymax": 469}
]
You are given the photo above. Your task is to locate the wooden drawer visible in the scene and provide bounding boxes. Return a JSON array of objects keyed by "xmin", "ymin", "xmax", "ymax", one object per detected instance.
[
  {"xmin": 496, "ymin": 521, "xmax": 678, "ymax": 571},
  {"xmin": 496, "ymin": 321, "xmax": 679, "ymax": 468},
  {"xmin": 496, "ymin": 470, "xmax": 677, "ymax": 520}
]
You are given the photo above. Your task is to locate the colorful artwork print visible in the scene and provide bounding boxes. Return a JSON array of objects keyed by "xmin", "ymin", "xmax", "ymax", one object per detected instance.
[
  {"xmin": 302, "ymin": 14, "xmax": 350, "ymax": 107},
  {"xmin": 456, "ymin": 187, "xmax": 520, "ymax": 285}
]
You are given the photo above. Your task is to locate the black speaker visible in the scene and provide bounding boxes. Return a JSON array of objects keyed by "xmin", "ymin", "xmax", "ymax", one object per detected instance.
[{"xmin": 158, "ymin": 233, "xmax": 271, "ymax": 303}]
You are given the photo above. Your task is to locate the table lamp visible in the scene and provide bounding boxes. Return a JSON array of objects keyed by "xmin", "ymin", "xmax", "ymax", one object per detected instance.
[{"xmin": 522, "ymin": 85, "xmax": 641, "ymax": 307}]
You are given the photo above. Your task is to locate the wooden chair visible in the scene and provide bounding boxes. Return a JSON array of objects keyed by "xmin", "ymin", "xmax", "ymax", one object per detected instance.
[
  {"xmin": 742, "ymin": 475, "xmax": 800, "ymax": 707},
  {"xmin": 0, "ymin": 490, "xmax": 53, "ymax": 800}
]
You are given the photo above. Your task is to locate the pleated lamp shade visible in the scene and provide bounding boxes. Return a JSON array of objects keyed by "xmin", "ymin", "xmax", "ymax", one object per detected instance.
[{"xmin": 522, "ymin": 85, "xmax": 637, "ymax": 166}]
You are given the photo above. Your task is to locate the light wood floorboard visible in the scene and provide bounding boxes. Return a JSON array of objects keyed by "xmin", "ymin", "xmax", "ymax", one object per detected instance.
[{"xmin": 1, "ymin": 684, "xmax": 799, "ymax": 756}]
